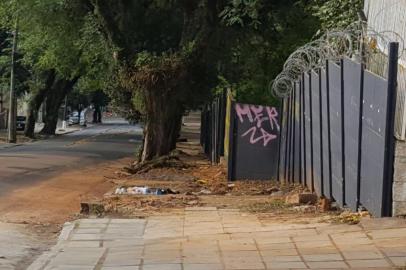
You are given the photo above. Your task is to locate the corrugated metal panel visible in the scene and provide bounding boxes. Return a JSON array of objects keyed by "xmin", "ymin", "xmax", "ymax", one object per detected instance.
[{"xmin": 364, "ymin": 0, "xmax": 406, "ymax": 140}]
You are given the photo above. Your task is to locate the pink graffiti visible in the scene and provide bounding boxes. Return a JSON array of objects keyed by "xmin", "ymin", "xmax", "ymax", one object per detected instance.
[
  {"xmin": 235, "ymin": 103, "xmax": 280, "ymax": 147},
  {"xmin": 242, "ymin": 127, "xmax": 277, "ymax": 147}
]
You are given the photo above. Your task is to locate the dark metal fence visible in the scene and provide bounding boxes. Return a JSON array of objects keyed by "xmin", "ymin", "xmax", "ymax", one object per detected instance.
[
  {"xmin": 227, "ymin": 102, "xmax": 281, "ymax": 181},
  {"xmin": 278, "ymin": 43, "xmax": 399, "ymax": 217},
  {"xmin": 200, "ymin": 90, "xmax": 227, "ymax": 164}
]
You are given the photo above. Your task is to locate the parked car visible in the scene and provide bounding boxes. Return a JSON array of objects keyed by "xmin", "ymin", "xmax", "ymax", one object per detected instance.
[
  {"xmin": 68, "ymin": 111, "xmax": 80, "ymax": 125},
  {"xmin": 68, "ymin": 110, "xmax": 87, "ymax": 126},
  {"xmin": 16, "ymin": 116, "xmax": 26, "ymax": 131}
]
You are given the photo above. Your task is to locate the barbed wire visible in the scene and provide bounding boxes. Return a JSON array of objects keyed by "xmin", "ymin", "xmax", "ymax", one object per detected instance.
[{"xmin": 270, "ymin": 21, "xmax": 405, "ymax": 98}]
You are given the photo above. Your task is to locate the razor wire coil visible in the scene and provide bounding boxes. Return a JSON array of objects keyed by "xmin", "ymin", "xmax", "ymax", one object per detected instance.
[{"xmin": 271, "ymin": 21, "xmax": 405, "ymax": 98}]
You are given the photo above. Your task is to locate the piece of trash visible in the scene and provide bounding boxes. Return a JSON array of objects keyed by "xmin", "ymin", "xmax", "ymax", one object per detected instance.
[
  {"xmin": 227, "ymin": 183, "xmax": 235, "ymax": 188},
  {"xmin": 293, "ymin": 205, "xmax": 317, "ymax": 213},
  {"xmin": 114, "ymin": 186, "xmax": 179, "ymax": 196},
  {"xmin": 196, "ymin": 179, "xmax": 207, "ymax": 185}
]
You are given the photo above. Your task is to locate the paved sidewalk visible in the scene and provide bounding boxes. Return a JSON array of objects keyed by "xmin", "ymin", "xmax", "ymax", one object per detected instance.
[{"xmin": 29, "ymin": 208, "xmax": 406, "ymax": 270}]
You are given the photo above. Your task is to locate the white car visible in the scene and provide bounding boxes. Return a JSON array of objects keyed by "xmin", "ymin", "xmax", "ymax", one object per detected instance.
[{"xmin": 68, "ymin": 110, "xmax": 87, "ymax": 126}]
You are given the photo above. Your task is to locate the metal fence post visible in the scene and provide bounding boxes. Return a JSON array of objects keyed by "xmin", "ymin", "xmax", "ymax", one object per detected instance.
[
  {"xmin": 356, "ymin": 62, "xmax": 365, "ymax": 210},
  {"xmin": 326, "ymin": 60, "xmax": 333, "ymax": 199},
  {"xmin": 308, "ymin": 72, "xmax": 315, "ymax": 192},
  {"xmin": 340, "ymin": 59, "xmax": 346, "ymax": 205},
  {"xmin": 298, "ymin": 82, "xmax": 303, "ymax": 185},
  {"xmin": 302, "ymin": 73, "xmax": 307, "ymax": 188},
  {"xmin": 227, "ymin": 101, "xmax": 237, "ymax": 181},
  {"xmin": 383, "ymin": 42, "xmax": 399, "ymax": 216},
  {"xmin": 277, "ymin": 99, "xmax": 285, "ymax": 183},
  {"xmin": 318, "ymin": 69, "xmax": 325, "ymax": 196}
]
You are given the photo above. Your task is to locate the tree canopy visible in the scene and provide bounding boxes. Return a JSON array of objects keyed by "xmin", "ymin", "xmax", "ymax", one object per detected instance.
[{"xmin": 0, "ymin": 0, "xmax": 362, "ymax": 159}]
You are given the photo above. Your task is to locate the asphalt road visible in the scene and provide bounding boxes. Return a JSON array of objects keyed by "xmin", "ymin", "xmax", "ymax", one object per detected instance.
[{"xmin": 0, "ymin": 121, "xmax": 143, "ymax": 197}]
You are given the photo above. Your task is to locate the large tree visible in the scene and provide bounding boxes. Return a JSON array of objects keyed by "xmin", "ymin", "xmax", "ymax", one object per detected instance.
[
  {"xmin": 0, "ymin": 0, "xmax": 114, "ymax": 137},
  {"xmin": 90, "ymin": 0, "xmax": 222, "ymax": 162}
]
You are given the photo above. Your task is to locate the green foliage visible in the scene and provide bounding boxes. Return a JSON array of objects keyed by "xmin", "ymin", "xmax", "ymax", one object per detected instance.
[
  {"xmin": 312, "ymin": 0, "xmax": 364, "ymax": 30},
  {"xmin": 220, "ymin": 0, "xmax": 262, "ymax": 28},
  {"xmin": 218, "ymin": 0, "xmax": 320, "ymax": 106},
  {"xmin": 0, "ymin": 0, "xmax": 116, "ymax": 107}
]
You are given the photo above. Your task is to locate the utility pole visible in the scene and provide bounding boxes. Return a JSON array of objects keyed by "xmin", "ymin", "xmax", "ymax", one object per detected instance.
[{"xmin": 8, "ymin": 21, "xmax": 18, "ymax": 143}]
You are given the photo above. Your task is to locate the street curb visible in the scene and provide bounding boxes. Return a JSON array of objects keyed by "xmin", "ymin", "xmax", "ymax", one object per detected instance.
[
  {"xmin": 0, "ymin": 127, "xmax": 84, "ymax": 151},
  {"xmin": 27, "ymin": 221, "xmax": 77, "ymax": 270}
]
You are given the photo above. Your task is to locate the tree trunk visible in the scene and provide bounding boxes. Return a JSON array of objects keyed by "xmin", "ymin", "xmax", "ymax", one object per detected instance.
[
  {"xmin": 24, "ymin": 70, "xmax": 56, "ymax": 138},
  {"xmin": 140, "ymin": 92, "xmax": 184, "ymax": 162},
  {"xmin": 41, "ymin": 77, "xmax": 79, "ymax": 135}
]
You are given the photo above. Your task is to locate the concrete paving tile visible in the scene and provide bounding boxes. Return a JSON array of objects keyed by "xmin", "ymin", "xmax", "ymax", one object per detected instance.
[
  {"xmin": 102, "ymin": 234, "xmax": 143, "ymax": 240},
  {"xmin": 260, "ymin": 249, "xmax": 298, "ymax": 256},
  {"xmin": 183, "ymin": 263, "xmax": 224, "ymax": 270},
  {"xmin": 142, "ymin": 264, "xmax": 182, "ymax": 270},
  {"xmin": 223, "ymin": 260, "xmax": 265, "ymax": 270},
  {"xmin": 306, "ymin": 261, "xmax": 348, "ymax": 269},
  {"xmin": 254, "ymin": 237, "xmax": 292, "ymax": 244},
  {"xmin": 49, "ymin": 249, "xmax": 105, "ymax": 266},
  {"xmin": 316, "ymin": 224, "xmax": 362, "ymax": 235},
  {"xmin": 102, "ymin": 267, "xmax": 140, "ymax": 270},
  {"xmin": 346, "ymin": 259, "xmax": 391, "ymax": 268},
  {"xmin": 105, "ymin": 228, "xmax": 144, "ymax": 235},
  {"xmin": 109, "ymin": 219, "xmax": 146, "ymax": 224},
  {"xmin": 102, "ymin": 240, "xmax": 145, "ymax": 248},
  {"xmin": 66, "ymin": 241, "xmax": 101, "ymax": 248},
  {"xmin": 144, "ymin": 242, "xmax": 181, "ymax": 252},
  {"xmin": 183, "ymin": 254, "xmax": 222, "ymax": 264},
  {"xmin": 76, "ymin": 223, "xmax": 107, "ymax": 229},
  {"xmin": 257, "ymin": 242, "xmax": 295, "ymax": 250},
  {"xmin": 336, "ymin": 244, "xmax": 379, "ymax": 252},
  {"xmin": 78, "ymin": 219, "xmax": 110, "ymax": 224},
  {"xmin": 265, "ymin": 261, "xmax": 307, "ymax": 269},
  {"xmin": 295, "ymin": 241, "xmax": 334, "ymax": 249},
  {"xmin": 382, "ymin": 247, "xmax": 406, "ymax": 257},
  {"xmin": 389, "ymin": 256, "xmax": 406, "ymax": 267},
  {"xmin": 143, "ymin": 250, "xmax": 182, "ymax": 264},
  {"xmin": 302, "ymin": 254, "xmax": 343, "ymax": 262},
  {"xmin": 373, "ymin": 238, "xmax": 406, "ymax": 248},
  {"xmin": 188, "ymin": 234, "xmax": 231, "ymax": 241},
  {"xmin": 45, "ymin": 266, "xmax": 95, "ymax": 270},
  {"xmin": 368, "ymin": 228, "xmax": 406, "ymax": 239},
  {"xmin": 261, "ymin": 255, "xmax": 302, "ymax": 262},
  {"xmin": 342, "ymin": 250, "xmax": 384, "ymax": 260},
  {"xmin": 224, "ymin": 227, "xmax": 263, "ymax": 233},
  {"xmin": 293, "ymin": 235, "xmax": 330, "ymax": 242},
  {"xmin": 103, "ymin": 251, "xmax": 142, "ymax": 266},
  {"xmin": 71, "ymin": 234, "xmax": 103, "ymax": 241},
  {"xmin": 74, "ymin": 228, "xmax": 103, "ymax": 234},
  {"xmin": 220, "ymin": 239, "xmax": 257, "ymax": 251},
  {"xmin": 298, "ymin": 247, "xmax": 339, "ymax": 255}
]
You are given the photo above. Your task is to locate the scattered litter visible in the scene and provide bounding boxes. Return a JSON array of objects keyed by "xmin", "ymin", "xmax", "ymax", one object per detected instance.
[
  {"xmin": 196, "ymin": 179, "xmax": 208, "ymax": 185},
  {"xmin": 114, "ymin": 186, "xmax": 179, "ymax": 196},
  {"xmin": 293, "ymin": 205, "xmax": 317, "ymax": 213}
]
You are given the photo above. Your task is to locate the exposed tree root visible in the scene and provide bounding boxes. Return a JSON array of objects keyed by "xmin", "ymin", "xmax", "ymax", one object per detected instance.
[{"xmin": 124, "ymin": 151, "xmax": 192, "ymax": 174}]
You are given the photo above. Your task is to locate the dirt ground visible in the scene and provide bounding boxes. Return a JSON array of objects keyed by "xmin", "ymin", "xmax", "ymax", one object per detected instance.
[
  {"xmin": 0, "ymin": 158, "xmax": 130, "ymax": 226},
  {"xmin": 100, "ymin": 140, "xmax": 343, "ymax": 225}
]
